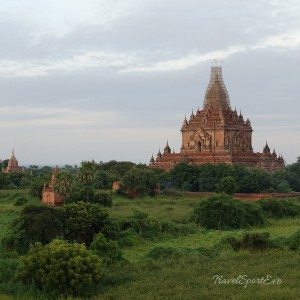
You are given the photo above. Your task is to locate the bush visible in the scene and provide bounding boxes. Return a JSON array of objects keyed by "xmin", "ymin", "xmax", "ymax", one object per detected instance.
[
  {"xmin": 191, "ymin": 194, "xmax": 265, "ymax": 230},
  {"xmin": 66, "ymin": 182, "xmax": 94, "ymax": 203},
  {"xmin": 91, "ymin": 191, "xmax": 112, "ymax": 207},
  {"xmin": 131, "ymin": 210, "xmax": 160, "ymax": 237},
  {"xmin": 120, "ymin": 168, "xmax": 158, "ymax": 197},
  {"xmin": 14, "ymin": 197, "xmax": 28, "ymax": 206},
  {"xmin": 228, "ymin": 232, "xmax": 271, "ymax": 252},
  {"xmin": 286, "ymin": 230, "xmax": 300, "ymax": 250},
  {"xmin": 117, "ymin": 230, "xmax": 140, "ymax": 247},
  {"xmin": 117, "ymin": 210, "xmax": 160, "ymax": 238},
  {"xmin": 91, "ymin": 233, "xmax": 122, "ymax": 265},
  {"xmin": 258, "ymin": 198, "xmax": 300, "ymax": 218},
  {"xmin": 61, "ymin": 201, "xmax": 110, "ymax": 245},
  {"xmin": 160, "ymin": 220, "xmax": 197, "ymax": 236},
  {"xmin": 30, "ymin": 177, "xmax": 49, "ymax": 199},
  {"xmin": 21, "ymin": 240, "xmax": 104, "ymax": 296},
  {"xmin": 215, "ymin": 176, "xmax": 237, "ymax": 195},
  {"xmin": 3, "ymin": 205, "xmax": 63, "ymax": 253}
]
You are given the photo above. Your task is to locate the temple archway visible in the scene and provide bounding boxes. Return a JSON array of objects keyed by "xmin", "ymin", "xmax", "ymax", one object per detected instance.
[{"xmin": 196, "ymin": 141, "xmax": 202, "ymax": 153}]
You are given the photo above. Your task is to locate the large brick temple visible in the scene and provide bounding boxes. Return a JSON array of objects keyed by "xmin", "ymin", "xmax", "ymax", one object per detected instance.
[{"xmin": 149, "ymin": 65, "xmax": 285, "ymax": 172}]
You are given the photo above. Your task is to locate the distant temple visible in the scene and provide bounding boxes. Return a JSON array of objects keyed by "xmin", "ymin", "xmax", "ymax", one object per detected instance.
[
  {"xmin": 42, "ymin": 166, "xmax": 63, "ymax": 206},
  {"xmin": 2, "ymin": 150, "xmax": 24, "ymax": 173},
  {"xmin": 149, "ymin": 65, "xmax": 285, "ymax": 172}
]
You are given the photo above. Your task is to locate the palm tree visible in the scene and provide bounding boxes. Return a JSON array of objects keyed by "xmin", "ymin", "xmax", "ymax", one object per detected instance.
[
  {"xmin": 54, "ymin": 170, "xmax": 73, "ymax": 201},
  {"xmin": 78, "ymin": 161, "xmax": 97, "ymax": 202}
]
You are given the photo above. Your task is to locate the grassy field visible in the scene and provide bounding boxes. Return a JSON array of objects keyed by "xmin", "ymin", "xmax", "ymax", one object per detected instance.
[{"xmin": 0, "ymin": 191, "xmax": 299, "ymax": 299}]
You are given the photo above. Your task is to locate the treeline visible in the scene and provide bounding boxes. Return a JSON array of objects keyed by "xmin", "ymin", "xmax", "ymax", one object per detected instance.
[
  {"xmin": 161, "ymin": 159, "xmax": 300, "ymax": 194},
  {"xmin": 0, "ymin": 158, "xmax": 300, "ymax": 197}
]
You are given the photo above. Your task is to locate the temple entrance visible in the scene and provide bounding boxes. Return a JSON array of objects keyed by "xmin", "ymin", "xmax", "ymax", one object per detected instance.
[{"xmin": 196, "ymin": 141, "xmax": 202, "ymax": 153}]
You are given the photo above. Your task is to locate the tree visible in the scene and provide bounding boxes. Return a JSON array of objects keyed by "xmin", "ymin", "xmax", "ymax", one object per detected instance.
[
  {"xmin": 0, "ymin": 159, "xmax": 9, "ymax": 169},
  {"xmin": 78, "ymin": 161, "xmax": 96, "ymax": 202},
  {"xmin": 233, "ymin": 167, "xmax": 272, "ymax": 193},
  {"xmin": 8, "ymin": 172, "xmax": 25, "ymax": 188},
  {"xmin": 90, "ymin": 233, "xmax": 122, "ymax": 265},
  {"xmin": 90, "ymin": 191, "xmax": 113, "ymax": 207},
  {"xmin": 54, "ymin": 170, "xmax": 73, "ymax": 200},
  {"xmin": 93, "ymin": 170, "xmax": 118, "ymax": 189},
  {"xmin": 66, "ymin": 182, "xmax": 90, "ymax": 203},
  {"xmin": 21, "ymin": 240, "xmax": 104, "ymax": 296},
  {"xmin": 216, "ymin": 176, "xmax": 237, "ymax": 195},
  {"xmin": 286, "ymin": 158, "xmax": 300, "ymax": 191},
  {"xmin": 121, "ymin": 168, "xmax": 158, "ymax": 197},
  {"xmin": 0, "ymin": 173, "xmax": 9, "ymax": 189},
  {"xmin": 3, "ymin": 205, "xmax": 63, "ymax": 253},
  {"xmin": 169, "ymin": 163, "xmax": 200, "ymax": 191},
  {"xmin": 191, "ymin": 194, "xmax": 265, "ymax": 230},
  {"xmin": 61, "ymin": 201, "xmax": 110, "ymax": 245},
  {"xmin": 97, "ymin": 160, "xmax": 135, "ymax": 177}
]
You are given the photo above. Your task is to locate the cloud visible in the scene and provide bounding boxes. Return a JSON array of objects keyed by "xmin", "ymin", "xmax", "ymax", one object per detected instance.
[
  {"xmin": 0, "ymin": 29, "xmax": 300, "ymax": 78},
  {"xmin": 0, "ymin": 106, "xmax": 123, "ymax": 129},
  {"xmin": 0, "ymin": 0, "xmax": 138, "ymax": 39}
]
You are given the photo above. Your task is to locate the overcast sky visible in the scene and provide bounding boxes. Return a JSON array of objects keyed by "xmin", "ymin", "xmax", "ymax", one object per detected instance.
[{"xmin": 0, "ymin": 0, "xmax": 299, "ymax": 165}]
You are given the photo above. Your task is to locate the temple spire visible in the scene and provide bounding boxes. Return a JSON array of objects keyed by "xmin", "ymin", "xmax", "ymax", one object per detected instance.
[
  {"xmin": 203, "ymin": 64, "xmax": 231, "ymax": 111},
  {"xmin": 150, "ymin": 154, "xmax": 155, "ymax": 163},
  {"xmin": 164, "ymin": 140, "xmax": 171, "ymax": 154}
]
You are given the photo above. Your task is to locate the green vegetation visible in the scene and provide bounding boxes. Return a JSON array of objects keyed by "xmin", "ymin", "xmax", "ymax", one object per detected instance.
[
  {"xmin": 118, "ymin": 167, "xmax": 158, "ymax": 197},
  {"xmin": 90, "ymin": 191, "xmax": 113, "ymax": 207},
  {"xmin": 191, "ymin": 194, "xmax": 265, "ymax": 229},
  {"xmin": 91, "ymin": 233, "xmax": 122, "ymax": 265},
  {"xmin": 0, "ymin": 157, "xmax": 300, "ymax": 299},
  {"xmin": 78, "ymin": 161, "xmax": 97, "ymax": 202},
  {"xmin": 258, "ymin": 197, "xmax": 300, "ymax": 218},
  {"xmin": 61, "ymin": 201, "xmax": 111, "ymax": 245},
  {"xmin": 2, "ymin": 204, "xmax": 63, "ymax": 254},
  {"xmin": 21, "ymin": 240, "xmax": 104, "ymax": 297},
  {"xmin": 215, "ymin": 175, "xmax": 237, "ymax": 195},
  {"xmin": 53, "ymin": 170, "xmax": 73, "ymax": 200}
]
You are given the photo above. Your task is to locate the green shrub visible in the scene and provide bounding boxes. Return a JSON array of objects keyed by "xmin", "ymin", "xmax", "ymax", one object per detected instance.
[
  {"xmin": 215, "ymin": 176, "xmax": 237, "ymax": 195},
  {"xmin": 13, "ymin": 197, "xmax": 28, "ymax": 206},
  {"xmin": 21, "ymin": 240, "xmax": 104, "ymax": 297},
  {"xmin": 91, "ymin": 191, "xmax": 112, "ymax": 207},
  {"xmin": 286, "ymin": 230, "xmax": 300, "ymax": 250},
  {"xmin": 120, "ymin": 168, "xmax": 158, "ymax": 197},
  {"xmin": 160, "ymin": 220, "xmax": 197, "ymax": 235},
  {"xmin": 145, "ymin": 246, "xmax": 182, "ymax": 260},
  {"xmin": 228, "ymin": 232, "xmax": 271, "ymax": 252},
  {"xmin": 258, "ymin": 198, "xmax": 300, "ymax": 218},
  {"xmin": 191, "ymin": 194, "xmax": 265, "ymax": 230},
  {"xmin": 117, "ymin": 230, "xmax": 140, "ymax": 247},
  {"xmin": 91, "ymin": 233, "xmax": 122, "ymax": 265},
  {"xmin": 3, "ymin": 205, "xmax": 63, "ymax": 253},
  {"xmin": 117, "ymin": 210, "xmax": 160, "ymax": 238},
  {"xmin": 61, "ymin": 201, "xmax": 110, "ymax": 245},
  {"xmin": 132, "ymin": 210, "xmax": 160, "ymax": 237},
  {"xmin": 101, "ymin": 219, "xmax": 121, "ymax": 240},
  {"xmin": 0, "ymin": 254, "xmax": 21, "ymax": 287}
]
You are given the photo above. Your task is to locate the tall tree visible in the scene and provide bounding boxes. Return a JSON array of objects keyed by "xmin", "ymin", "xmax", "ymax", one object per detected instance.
[
  {"xmin": 78, "ymin": 161, "xmax": 96, "ymax": 202},
  {"xmin": 54, "ymin": 170, "xmax": 73, "ymax": 201}
]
